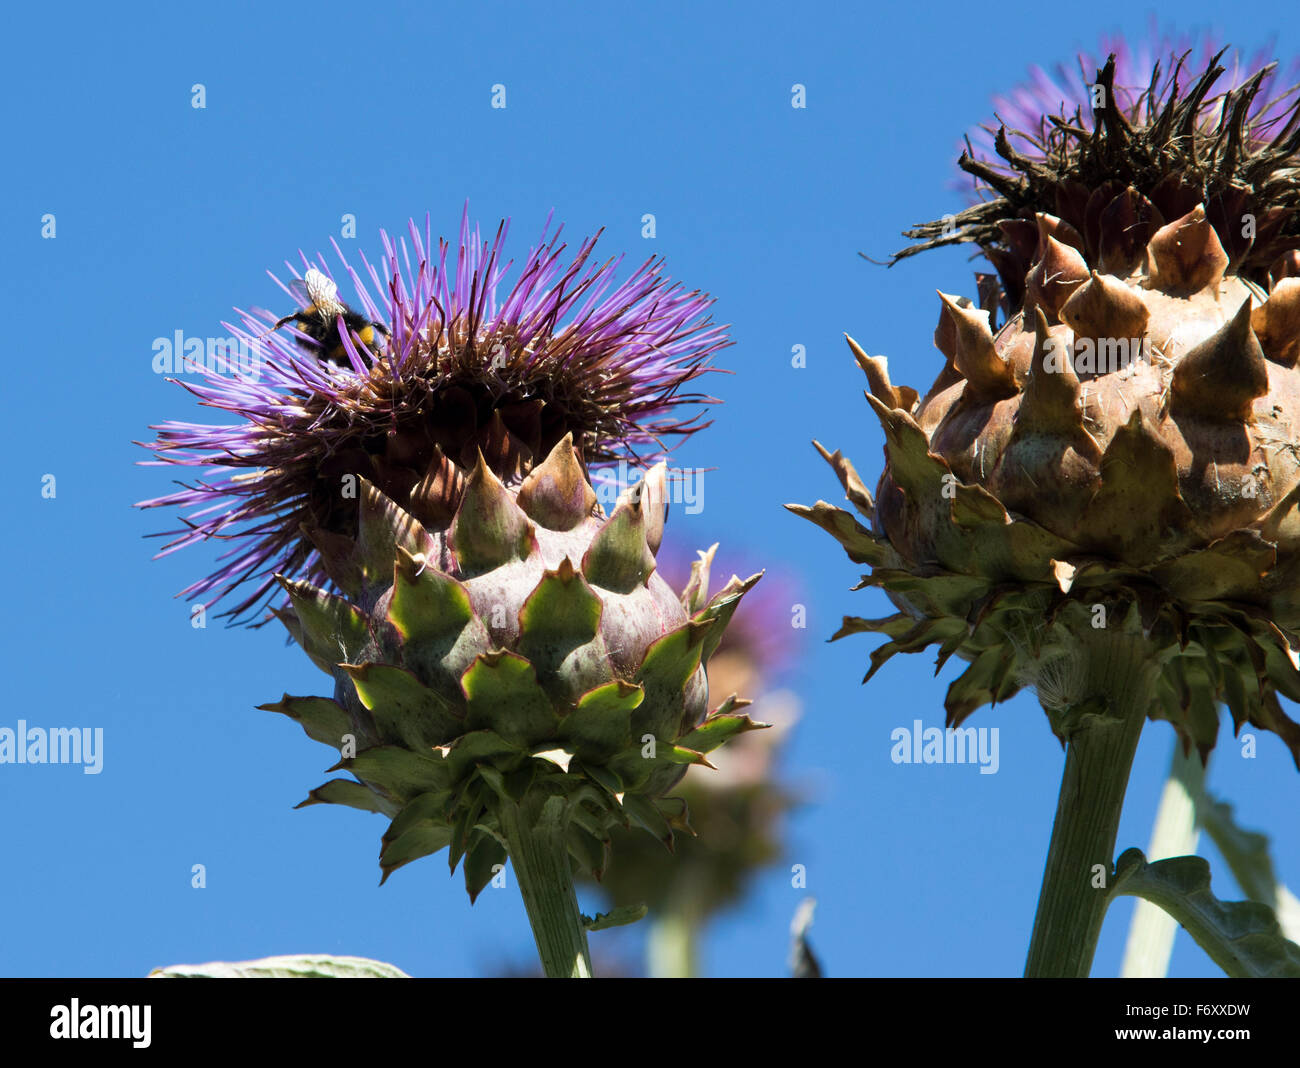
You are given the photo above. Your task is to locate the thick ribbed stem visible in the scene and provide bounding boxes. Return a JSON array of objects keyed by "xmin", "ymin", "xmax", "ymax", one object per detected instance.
[
  {"xmin": 1025, "ymin": 632, "xmax": 1155, "ymax": 978},
  {"xmin": 1119, "ymin": 743, "xmax": 1207, "ymax": 977},
  {"xmin": 498, "ymin": 792, "xmax": 592, "ymax": 979}
]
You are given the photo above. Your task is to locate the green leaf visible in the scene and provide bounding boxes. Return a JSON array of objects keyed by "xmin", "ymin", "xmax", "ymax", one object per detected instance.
[
  {"xmin": 579, "ymin": 762, "xmax": 625, "ymax": 802},
  {"xmin": 343, "ymin": 663, "xmax": 463, "ymax": 749},
  {"xmin": 148, "ymin": 955, "xmax": 410, "ymax": 979},
  {"xmin": 784, "ymin": 501, "xmax": 896, "ymax": 566},
  {"xmin": 461, "ymin": 651, "xmax": 560, "ymax": 747},
  {"xmin": 271, "ymin": 606, "xmax": 336, "ymax": 676},
  {"xmin": 679, "ymin": 544, "xmax": 717, "ymax": 614},
  {"xmin": 813, "ymin": 437, "xmax": 874, "ymax": 518},
  {"xmin": 295, "ymin": 779, "xmax": 392, "ymax": 816},
  {"xmin": 857, "ymin": 617, "xmax": 965, "ymax": 683},
  {"xmin": 559, "ymin": 680, "xmax": 642, "ymax": 763},
  {"xmin": 692, "ymin": 571, "xmax": 762, "ymax": 667},
  {"xmin": 871, "ymin": 570, "xmax": 989, "ymax": 619},
  {"xmin": 276, "ymin": 577, "xmax": 370, "ymax": 667},
  {"xmin": 1198, "ymin": 794, "xmax": 1277, "ymax": 905},
  {"xmin": 566, "ymin": 823, "xmax": 610, "ymax": 878},
  {"xmin": 708, "ymin": 693, "xmax": 751, "ymax": 717},
  {"xmin": 448, "ymin": 456, "xmax": 536, "ymax": 574},
  {"xmin": 356, "ymin": 480, "xmax": 432, "ymax": 593},
  {"xmin": 829, "ymin": 612, "xmax": 913, "ymax": 642},
  {"xmin": 582, "ymin": 904, "xmax": 648, "ymax": 931},
  {"xmin": 1109, "ymin": 848, "xmax": 1300, "ymax": 978},
  {"xmin": 517, "ymin": 559, "xmax": 603, "ymax": 660},
  {"xmin": 516, "ymin": 561, "xmax": 612, "ymax": 704},
  {"xmin": 633, "ymin": 620, "xmax": 709, "ymax": 742},
  {"xmin": 637, "ymin": 622, "xmax": 708, "ymax": 691},
  {"xmin": 338, "ymin": 746, "xmax": 449, "ymax": 801},
  {"xmin": 943, "ymin": 646, "xmax": 1013, "ymax": 727},
  {"xmin": 433, "ymin": 729, "xmax": 520, "ymax": 785},
  {"xmin": 260, "ymin": 694, "xmax": 353, "ymax": 750},
  {"xmin": 676, "ymin": 713, "xmax": 766, "ymax": 754},
  {"xmin": 463, "ymin": 829, "xmax": 508, "ymax": 903},
  {"xmin": 378, "ymin": 791, "xmax": 456, "ymax": 882},
  {"xmin": 655, "ymin": 795, "xmax": 693, "ymax": 834},
  {"xmin": 656, "ymin": 744, "xmax": 712, "ymax": 768},
  {"xmin": 581, "ymin": 496, "xmax": 656, "ymax": 593},
  {"xmin": 384, "ymin": 790, "xmax": 452, "ymax": 840},
  {"xmin": 446, "ymin": 779, "xmax": 489, "ymax": 875},
  {"xmin": 379, "ymin": 823, "xmax": 454, "ymax": 883},
  {"xmin": 621, "ymin": 793, "xmax": 675, "ymax": 848},
  {"xmin": 1151, "ymin": 530, "xmax": 1276, "ymax": 603},
  {"xmin": 387, "ymin": 549, "xmax": 474, "ymax": 644}
]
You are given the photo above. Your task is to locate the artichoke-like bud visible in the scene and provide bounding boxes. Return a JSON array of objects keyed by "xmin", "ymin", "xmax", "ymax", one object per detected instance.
[
  {"xmin": 798, "ymin": 48, "xmax": 1300, "ymax": 765},
  {"xmin": 270, "ymin": 448, "xmax": 763, "ymax": 893},
  {"xmin": 138, "ymin": 212, "xmax": 764, "ymax": 974}
]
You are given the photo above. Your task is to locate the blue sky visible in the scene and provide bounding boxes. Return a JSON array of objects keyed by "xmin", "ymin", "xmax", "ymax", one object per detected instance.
[{"xmin": 3, "ymin": 0, "xmax": 1299, "ymax": 978}]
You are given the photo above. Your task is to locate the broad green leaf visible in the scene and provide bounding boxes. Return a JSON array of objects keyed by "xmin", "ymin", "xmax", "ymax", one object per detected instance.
[{"xmin": 1109, "ymin": 848, "xmax": 1300, "ymax": 978}]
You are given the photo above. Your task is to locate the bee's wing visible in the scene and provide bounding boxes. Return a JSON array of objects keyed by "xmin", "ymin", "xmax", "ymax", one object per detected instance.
[
  {"xmin": 284, "ymin": 278, "xmax": 313, "ymax": 306},
  {"xmin": 302, "ymin": 267, "xmax": 340, "ymax": 307}
]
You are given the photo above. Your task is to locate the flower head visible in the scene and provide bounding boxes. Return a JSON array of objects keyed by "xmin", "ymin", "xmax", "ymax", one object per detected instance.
[
  {"xmin": 905, "ymin": 34, "xmax": 1300, "ymax": 307},
  {"xmin": 815, "ymin": 38, "xmax": 1300, "ymax": 766},
  {"xmin": 138, "ymin": 209, "xmax": 730, "ymax": 624},
  {"xmin": 959, "ymin": 26, "xmax": 1300, "ymax": 183}
]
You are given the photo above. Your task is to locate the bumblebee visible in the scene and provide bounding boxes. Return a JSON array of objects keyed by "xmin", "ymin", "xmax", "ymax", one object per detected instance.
[{"xmin": 272, "ymin": 267, "xmax": 390, "ymax": 366}]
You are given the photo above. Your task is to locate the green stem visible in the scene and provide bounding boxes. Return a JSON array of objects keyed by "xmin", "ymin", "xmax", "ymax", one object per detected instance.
[
  {"xmin": 1025, "ymin": 632, "xmax": 1155, "ymax": 978},
  {"xmin": 1119, "ymin": 742, "xmax": 1206, "ymax": 977},
  {"xmin": 647, "ymin": 909, "xmax": 699, "ymax": 978},
  {"xmin": 498, "ymin": 792, "xmax": 592, "ymax": 979}
]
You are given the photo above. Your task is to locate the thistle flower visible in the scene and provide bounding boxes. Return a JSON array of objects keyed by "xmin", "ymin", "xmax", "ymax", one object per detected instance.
[
  {"xmin": 138, "ymin": 210, "xmax": 763, "ymax": 978},
  {"xmin": 922, "ymin": 36, "xmax": 1300, "ymax": 314},
  {"xmin": 140, "ymin": 210, "xmax": 727, "ymax": 625},
  {"xmin": 799, "ymin": 41, "xmax": 1300, "ymax": 976},
  {"xmin": 958, "ymin": 25, "xmax": 1300, "ymax": 192},
  {"xmin": 830, "ymin": 44, "xmax": 1300, "ymax": 761}
]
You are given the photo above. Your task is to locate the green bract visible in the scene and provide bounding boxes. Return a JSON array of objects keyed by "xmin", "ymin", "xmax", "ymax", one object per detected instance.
[{"xmin": 264, "ymin": 434, "xmax": 763, "ymax": 899}]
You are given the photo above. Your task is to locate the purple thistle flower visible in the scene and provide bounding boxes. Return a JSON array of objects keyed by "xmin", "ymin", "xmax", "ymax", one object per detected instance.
[
  {"xmin": 956, "ymin": 24, "xmax": 1300, "ymax": 195},
  {"xmin": 137, "ymin": 208, "xmax": 730, "ymax": 625},
  {"xmin": 896, "ymin": 29, "xmax": 1300, "ymax": 297}
]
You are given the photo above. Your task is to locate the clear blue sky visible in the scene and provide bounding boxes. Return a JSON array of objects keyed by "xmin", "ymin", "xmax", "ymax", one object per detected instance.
[{"xmin": 3, "ymin": 0, "xmax": 1298, "ymax": 978}]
